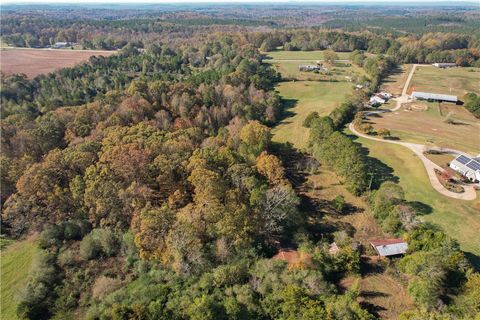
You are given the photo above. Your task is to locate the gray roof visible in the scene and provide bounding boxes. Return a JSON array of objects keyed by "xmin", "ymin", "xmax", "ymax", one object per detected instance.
[
  {"xmin": 452, "ymin": 155, "xmax": 480, "ymax": 172},
  {"xmin": 412, "ymin": 91, "xmax": 458, "ymax": 102},
  {"xmin": 371, "ymin": 239, "xmax": 408, "ymax": 257}
]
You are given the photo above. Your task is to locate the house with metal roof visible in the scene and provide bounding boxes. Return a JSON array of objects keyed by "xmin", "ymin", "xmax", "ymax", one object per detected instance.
[
  {"xmin": 449, "ymin": 155, "xmax": 480, "ymax": 182},
  {"xmin": 370, "ymin": 239, "xmax": 408, "ymax": 257},
  {"xmin": 432, "ymin": 63, "xmax": 456, "ymax": 68},
  {"xmin": 412, "ymin": 91, "xmax": 458, "ymax": 103}
]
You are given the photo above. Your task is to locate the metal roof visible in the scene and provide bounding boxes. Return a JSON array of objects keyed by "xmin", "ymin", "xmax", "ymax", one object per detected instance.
[
  {"xmin": 412, "ymin": 91, "xmax": 458, "ymax": 102},
  {"xmin": 371, "ymin": 239, "xmax": 407, "ymax": 257}
]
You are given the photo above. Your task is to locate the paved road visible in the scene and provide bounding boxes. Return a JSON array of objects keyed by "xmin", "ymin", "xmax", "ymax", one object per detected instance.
[{"xmin": 349, "ymin": 122, "xmax": 477, "ymax": 200}]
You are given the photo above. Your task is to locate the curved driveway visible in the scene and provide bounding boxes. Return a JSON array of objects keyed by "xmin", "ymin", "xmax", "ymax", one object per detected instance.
[
  {"xmin": 350, "ymin": 63, "xmax": 477, "ymax": 200},
  {"xmin": 349, "ymin": 122, "xmax": 477, "ymax": 200}
]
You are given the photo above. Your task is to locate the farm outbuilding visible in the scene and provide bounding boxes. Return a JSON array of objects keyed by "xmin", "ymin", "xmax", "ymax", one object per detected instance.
[
  {"xmin": 432, "ymin": 63, "xmax": 456, "ymax": 68},
  {"xmin": 370, "ymin": 239, "xmax": 408, "ymax": 257},
  {"xmin": 411, "ymin": 91, "xmax": 458, "ymax": 103},
  {"xmin": 449, "ymin": 155, "xmax": 480, "ymax": 182}
]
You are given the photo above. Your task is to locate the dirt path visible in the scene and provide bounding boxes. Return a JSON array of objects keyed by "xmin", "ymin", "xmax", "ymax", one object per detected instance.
[
  {"xmin": 390, "ymin": 64, "xmax": 422, "ymax": 111},
  {"xmin": 349, "ymin": 122, "xmax": 477, "ymax": 200}
]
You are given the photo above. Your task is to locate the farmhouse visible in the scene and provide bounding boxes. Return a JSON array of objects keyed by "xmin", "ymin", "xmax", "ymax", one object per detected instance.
[
  {"xmin": 369, "ymin": 92, "xmax": 391, "ymax": 106},
  {"xmin": 299, "ymin": 64, "xmax": 323, "ymax": 72},
  {"xmin": 411, "ymin": 91, "xmax": 458, "ymax": 103},
  {"xmin": 370, "ymin": 239, "xmax": 408, "ymax": 257},
  {"xmin": 53, "ymin": 42, "xmax": 70, "ymax": 48},
  {"xmin": 432, "ymin": 62, "xmax": 456, "ymax": 68},
  {"xmin": 449, "ymin": 155, "xmax": 480, "ymax": 182}
]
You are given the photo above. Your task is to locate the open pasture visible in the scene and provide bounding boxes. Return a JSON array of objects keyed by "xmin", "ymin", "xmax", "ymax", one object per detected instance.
[
  {"xmin": 272, "ymin": 81, "xmax": 352, "ymax": 149},
  {"xmin": 407, "ymin": 66, "xmax": 480, "ymax": 97},
  {"xmin": 0, "ymin": 48, "xmax": 115, "ymax": 78},
  {"xmin": 263, "ymin": 50, "xmax": 351, "ymax": 61},
  {"xmin": 370, "ymin": 102, "xmax": 480, "ymax": 154},
  {"xmin": 1, "ymin": 236, "xmax": 39, "ymax": 320},
  {"xmin": 380, "ymin": 64, "xmax": 413, "ymax": 96}
]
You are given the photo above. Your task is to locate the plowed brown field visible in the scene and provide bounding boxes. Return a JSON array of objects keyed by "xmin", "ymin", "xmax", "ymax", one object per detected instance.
[{"xmin": 0, "ymin": 48, "xmax": 115, "ymax": 78}]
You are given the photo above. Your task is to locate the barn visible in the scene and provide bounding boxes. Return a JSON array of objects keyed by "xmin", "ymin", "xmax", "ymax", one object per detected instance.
[{"xmin": 411, "ymin": 91, "xmax": 458, "ymax": 103}]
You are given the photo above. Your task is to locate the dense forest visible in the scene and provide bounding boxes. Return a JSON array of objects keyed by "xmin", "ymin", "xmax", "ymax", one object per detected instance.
[{"xmin": 1, "ymin": 4, "xmax": 480, "ymax": 320}]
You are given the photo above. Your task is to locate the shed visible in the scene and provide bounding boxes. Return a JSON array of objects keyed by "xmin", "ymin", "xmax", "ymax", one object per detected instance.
[
  {"xmin": 412, "ymin": 91, "xmax": 458, "ymax": 103},
  {"xmin": 370, "ymin": 239, "xmax": 407, "ymax": 257}
]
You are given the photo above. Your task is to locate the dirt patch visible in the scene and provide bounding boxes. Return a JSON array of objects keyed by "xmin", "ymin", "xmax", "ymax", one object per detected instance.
[
  {"xmin": 406, "ymin": 103, "xmax": 428, "ymax": 111},
  {"xmin": 0, "ymin": 48, "xmax": 115, "ymax": 78}
]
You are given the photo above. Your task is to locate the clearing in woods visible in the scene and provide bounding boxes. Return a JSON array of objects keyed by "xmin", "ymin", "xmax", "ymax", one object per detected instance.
[
  {"xmin": 0, "ymin": 48, "xmax": 115, "ymax": 78},
  {"xmin": 1, "ymin": 236, "xmax": 40, "ymax": 320},
  {"xmin": 263, "ymin": 50, "xmax": 351, "ymax": 61},
  {"xmin": 272, "ymin": 81, "xmax": 352, "ymax": 149}
]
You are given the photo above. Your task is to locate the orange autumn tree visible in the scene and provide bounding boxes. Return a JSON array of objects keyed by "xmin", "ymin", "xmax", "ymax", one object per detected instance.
[{"xmin": 256, "ymin": 151, "xmax": 286, "ymax": 185}]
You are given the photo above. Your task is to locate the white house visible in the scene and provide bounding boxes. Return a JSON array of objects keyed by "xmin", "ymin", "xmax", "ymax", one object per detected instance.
[
  {"xmin": 449, "ymin": 155, "xmax": 480, "ymax": 182},
  {"xmin": 432, "ymin": 63, "xmax": 456, "ymax": 68},
  {"xmin": 299, "ymin": 64, "xmax": 322, "ymax": 72},
  {"xmin": 369, "ymin": 95, "xmax": 386, "ymax": 105},
  {"xmin": 53, "ymin": 42, "xmax": 70, "ymax": 48}
]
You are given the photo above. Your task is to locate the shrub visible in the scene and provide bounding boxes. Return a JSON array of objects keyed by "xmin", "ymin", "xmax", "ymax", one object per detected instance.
[
  {"xmin": 332, "ymin": 195, "xmax": 346, "ymax": 213},
  {"xmin": 79, "ymin": 228, "xmax": 120, "ymax": 260},
  {"xmin": 80, "ymin": 234, "xmax": 102, "ymax": 260},
  {"xmin": 57, "ymin": 249, "xmax": 75, "ymax": 267},
  {"xmin": 91, "ymin": 276, "xmax": 123, "ymax": 299}
]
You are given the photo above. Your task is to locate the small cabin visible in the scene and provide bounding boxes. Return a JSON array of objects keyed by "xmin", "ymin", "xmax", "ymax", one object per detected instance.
[{"xmin": 370, "ymin": 239, "xmax": 407, "ymax": 257}]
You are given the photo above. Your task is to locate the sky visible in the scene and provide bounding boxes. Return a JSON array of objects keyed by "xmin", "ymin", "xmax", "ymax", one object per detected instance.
[{"xmin": 3, "ymin": 0, "xmax": 478, "ymax": 3}]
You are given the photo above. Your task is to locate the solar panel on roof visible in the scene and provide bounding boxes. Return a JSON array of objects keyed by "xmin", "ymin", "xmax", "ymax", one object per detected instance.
[
  {"xmin": 456, "ymin": 155, "xmax": 471, "ymax": 165},
  {"xmin": 466, "ymin": 160, "xmax": 480, "ymax": 171}
]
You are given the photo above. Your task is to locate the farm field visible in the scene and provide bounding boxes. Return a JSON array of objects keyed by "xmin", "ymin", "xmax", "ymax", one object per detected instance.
[
  {"xmin": 406, "ymin": 65, "xmax": 480, "ymax": 96},
  {"xmin": 1, "ymin": 236, "xmax": 39, "ymax": 320},
  {"xmin": 371, "ymin": 102, "xmax": 480, "ymax": 154},
  {"xmin": 350, "ymin": 133, "xmax": 480, "ymax": 262},
  {"xmin": 263, "ymin": 50, "xmax": 351, "ymax": 61},
  {"xmin": 0, "ymin": 48, "xmax": 115, "ymax": 78},
  {"xmin": 272, "ymin": 81, "xmax": 352, "ymax": 149}
]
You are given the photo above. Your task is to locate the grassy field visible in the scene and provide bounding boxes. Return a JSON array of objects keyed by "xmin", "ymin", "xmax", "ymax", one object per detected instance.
[
  {"xmin": 265, "ymin": 60, "xmax": 366, "ymax": 82},
  {"xmin": 272, "ymin": 81, "xmax": 352, "ymax": 149},
  {"xmin": 424, "ymin": 152, "xmax": 456, "ymax": 168},
  {"xmin": 1, "ymin": 236, "xmax": 39, "ymax": 320},
  {"xmin": 370, "ymin": 102, "xmax": 480, "ymax": 154},
  {"xmin": 348, "ymin": 133, "xmax": 480, "ymax": 261},
  {"xmin": 407, "ymin": 66, "xmax": 480, "ymax": 96},
  {"xmin": 381, "ymin": 64, "xmax": 413, "ymax": 96},
  {"xmin": 263, "ymin": 50, "xmax": 351, "ymax": 61}
]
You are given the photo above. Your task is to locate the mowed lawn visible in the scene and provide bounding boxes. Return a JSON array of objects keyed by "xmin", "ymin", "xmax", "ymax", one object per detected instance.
[
  {"xmin": 1, "ymin": 236, "xmax": 39, "ymax": 320},
  {"xmin": 407, "ymin": 66, "xmax": 480, "ymax": 96},
  {"xmin": 272, "ymin": 81, "xmax": 352, "ymax": 149},
  {"xmin": 370, "ymin": 102, "xmax": 480, "ymax": 154},
  {"xmin": 350, "ymin": 134, "xmax": 480, "ymax": 261},
  {"xmin": 263, "ymin": 50, "xmax": 351, "ymax": 61}
]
